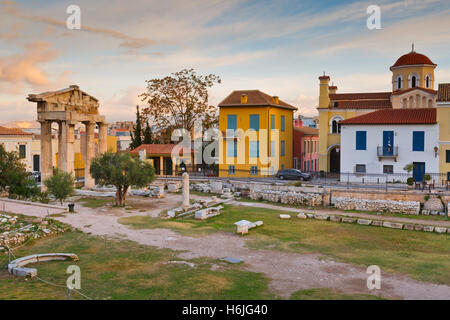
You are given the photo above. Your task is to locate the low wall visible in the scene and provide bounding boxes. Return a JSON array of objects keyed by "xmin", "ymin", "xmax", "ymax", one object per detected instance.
[
  {"xmin": 331, "ymin": 189, "xmax": 450, "ymax": 204},
  {"xmin": 332, "ymin": 197, "xmax": 421, "ymax": 215}
]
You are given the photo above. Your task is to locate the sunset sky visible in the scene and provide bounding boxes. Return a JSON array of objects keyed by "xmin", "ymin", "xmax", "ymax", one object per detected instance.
[{"xmin": 1, "ymin": 0, "xmax": 449, "ymax": 124}]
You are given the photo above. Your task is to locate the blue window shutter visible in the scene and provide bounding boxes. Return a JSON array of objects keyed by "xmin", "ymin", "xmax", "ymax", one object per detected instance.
[
  {"xmin": 281, "ymin": 116, "xmax": 285, "ymax": 131},
  {"xmin": 271, "ymin": 140, "xmax": 275, "ymax": 157},
  {"xmin": 250, "ymin": 115, "xmax": 259, "ymax": 131},
  {"xmin": 271, "ymin": 115, "xmax": 275, "ymax": 130},
  {"xmin": 413, "ymin": 131, "xmax": 424, "ymax": 151},
  {"xmin": 356, "ymin": 131, "xmax": 366, "ymax": 150},
  {"xmin": 281, "ymin": 140, "xmax": 285, "ymax": 156},
  {"xmin": 227, "ymin": 115, "xmax": 237, "ymax": 130}
]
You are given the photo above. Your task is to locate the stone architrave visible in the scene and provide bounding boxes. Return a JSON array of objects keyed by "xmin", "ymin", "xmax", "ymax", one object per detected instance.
[
  {"xmin": 28, "ymin": 85, "xmax": 107, "ymax": 190},
  {"xmin": 182, "ymin": 172, "xmax": 190, "ymax": 208}
]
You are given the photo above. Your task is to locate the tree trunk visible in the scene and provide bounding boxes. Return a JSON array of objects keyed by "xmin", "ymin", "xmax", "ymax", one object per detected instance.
[
  {"xmin": 122, "ymin": 185, "xmax": 129, "ymax": 205},
  {"xmin": 115, "ymin": 186, "xmax": 122, "ymax": 206}
]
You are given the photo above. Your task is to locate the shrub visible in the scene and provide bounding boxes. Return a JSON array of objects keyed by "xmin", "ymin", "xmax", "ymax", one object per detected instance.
[
  {"xmin": 406, "ymin": 177, "xmax": 415, "ymax": 186},
  {"xmin": 44, "ymin": 169, "xmax": 75, "ymax": 205}
]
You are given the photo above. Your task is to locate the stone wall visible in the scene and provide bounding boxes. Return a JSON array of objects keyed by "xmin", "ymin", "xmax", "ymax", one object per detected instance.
[
  {"xmin": 249, "ymin": 188, "xmax": 324, "ymax": 207},
  {"xmin": 332, "ymin": 197, "xmax": 421, "ymax": 215}
]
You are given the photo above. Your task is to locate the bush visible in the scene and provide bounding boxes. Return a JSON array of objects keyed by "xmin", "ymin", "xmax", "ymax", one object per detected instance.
[
  {"xmin": 8, "ymin": 173, "xmax": 40, "ymax": 200},
  {"xmin": 406, "ymin": 177, "xmax": 415, "ymax": 186},
  {"xmin": 423, "ymin": 174, "xmax": 431, "ymax": 182},
  {"xmin": 44, "ymin": 169, "xmax": 75, "ymax": 205}
]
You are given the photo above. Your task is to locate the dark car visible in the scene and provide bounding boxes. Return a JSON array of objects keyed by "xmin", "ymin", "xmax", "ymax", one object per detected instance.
[{"xmin": 275, "ymin": 169, "xmax": 311, "ymax": 181}]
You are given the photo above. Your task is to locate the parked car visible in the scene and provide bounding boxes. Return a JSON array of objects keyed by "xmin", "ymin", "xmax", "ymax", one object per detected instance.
[{"xmin": 275, "ymin": 169, "xmax": 311, "ymax": 181}]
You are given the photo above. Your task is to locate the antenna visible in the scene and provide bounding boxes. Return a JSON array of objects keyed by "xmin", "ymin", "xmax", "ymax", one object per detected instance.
[{"xmin": 412, "ymin": 42, "xmax": 415, "ymax": 52}]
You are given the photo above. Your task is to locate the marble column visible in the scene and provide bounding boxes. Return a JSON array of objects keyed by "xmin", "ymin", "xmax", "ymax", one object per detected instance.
[
  {"xmin": 84, "ymin": 121, "xmax": 95, "ymax": 188},
  {"xmin": 40, "ymin": 121, "xmax": 53, "ymax": 190},
  {"xmin": 98, "ymin": 122, "xmax": 108, "ymax": 155},
  {"xmin": 182, "ymin": 172, "xmax": 190, "ymax": 208},
  {"xmin": 159, "ymin": 156, "xmax": 164, "ymax": 175}
]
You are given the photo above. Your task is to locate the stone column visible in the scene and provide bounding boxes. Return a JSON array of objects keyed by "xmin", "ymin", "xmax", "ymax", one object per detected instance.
[
  {"xmin": 172, "ymin": 156, "xmax": 176, "ymax": 176},
  {"xmin": 84, "ymin": 121, "xmax": 95, "ymax": 188},
  {"xmin": 182, "ymin": 172, "xmax": 190, "ymax": 208},
  {"xmin": 98, "ymin": 122, "xmax": 108, "ymax": 155},
  {"xmin": 57, "ymin": 121, "xmax": 74, "ymax": 174},
  {"xmin": 40, "ymin": 121, "xmax": 53, "ymax": 190},
  {"xmin": 66, "ymin": 123, "xmax": 75, "ymax": 175},
  {"xmin": 159, "ymin": 156, "xmax": 164, "ymax": 175}
]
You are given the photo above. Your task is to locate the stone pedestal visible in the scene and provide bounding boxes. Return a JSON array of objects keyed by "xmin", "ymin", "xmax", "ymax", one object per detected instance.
[{"xmin": 182, "ymin": 172, "xmax": 190, "ymax": 208}]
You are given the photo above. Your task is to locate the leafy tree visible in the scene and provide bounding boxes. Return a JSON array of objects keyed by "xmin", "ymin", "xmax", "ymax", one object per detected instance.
[
  {"xmin": 130, "ymin": 105, "xmax": 143, "ymax": 150},
  {"xmin": 44, "ymin": 169, "xmax": 75, "ymax": 205},
  {"xmin": 0, "ymin": 144, "xmax": 26, "ymax": 192},
  {"xmin": 89, "ymin": 152, "xmax": 155, "ymax": 206},
  {"xmin": 143, "ymin": 120, "xmax": 154, "ymax": 144},
  {"xmin": 8, "ymin": 172, "xmax": 40, "ymax": 200},
  {"xmin": 140, "ymin": 68, "xmax": 221, "ymax": 140}
]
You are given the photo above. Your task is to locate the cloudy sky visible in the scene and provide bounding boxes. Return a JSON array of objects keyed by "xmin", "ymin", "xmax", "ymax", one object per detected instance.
[{"xmin": 0, "ymin": 0, "xmax": 449, "ymax": 124}]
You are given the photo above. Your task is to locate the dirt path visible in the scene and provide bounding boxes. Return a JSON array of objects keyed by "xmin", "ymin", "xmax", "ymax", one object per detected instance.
[
  {"xmin": 4, "ymin": 195, "xmax": 450, "ymax": 300},
  {"xmin": 232, "ymin": 200, "xmax": 450, "ymax": 227}
]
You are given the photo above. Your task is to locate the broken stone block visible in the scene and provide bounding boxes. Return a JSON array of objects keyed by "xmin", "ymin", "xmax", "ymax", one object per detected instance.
[
  {"xmin": 342, "ymin": 217, "xmax": 355, "ymax": 223},
  {"xmin": 330, "ymin": 216, "xmax": 341, "ymax": 222},
  {"xmin": 306, "ymin": 213, "xmax": 314, "ymax": 219},
  {"xmin": 279, "ymin": 214, "xmax": 291, "ymax": 219},
  {"xmin": 357, "ymin": 219, "xmax": 372, "ymax": 225},
  {"xmin": 167, "ymin": 184, "xmax": 180, "ymax": 193},
  {"xmin": 371, "ymin": 221, "xmax": 383, "ymax": 227},
  {"xmin": 434, "ymin": 227, "xmax": 446, "ymax": 234},
  {"xmin": 383, "ymin": 222, "xmax": 403, "ymax": 229},
  {"xmin": 414, "ymin": 224, "xmax": 424, "ymax": 231},
  {"xmin": 423, "ymin": 226, "xmax": 435, "ymax": 232},
  {"xmin": 403, "ymin": 224, "xmax": 414, "ymax": 230},
  {"xmin": 314, "ymin": 215, "xmax": 329, "ymax": 221},
  {"xmin": 297, "ymin": 213, "xmax": 307, "ymax": 219}
]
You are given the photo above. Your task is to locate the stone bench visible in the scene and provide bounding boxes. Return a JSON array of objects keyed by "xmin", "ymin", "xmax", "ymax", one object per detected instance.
[{"xmin": 8, "ymin": 253, "xmax": 79, "ymax": 277}]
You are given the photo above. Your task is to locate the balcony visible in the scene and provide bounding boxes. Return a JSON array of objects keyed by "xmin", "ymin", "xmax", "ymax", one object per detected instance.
[{"xmin": 377, "ymin": 146, "xmax": 398, "ymax": 162}]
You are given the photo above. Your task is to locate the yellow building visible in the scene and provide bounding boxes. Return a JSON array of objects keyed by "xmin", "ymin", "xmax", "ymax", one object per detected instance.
[
  {"xmin": 318, "ymin": 47, "xmax": 439, "ymax": 173},
  {"xmin": 218, "ymin": 90, "xmax": 297, "ymax": 177},
  {"xmin": 437, "ymin": 83, "xmax": 450, "ymax": 181}
]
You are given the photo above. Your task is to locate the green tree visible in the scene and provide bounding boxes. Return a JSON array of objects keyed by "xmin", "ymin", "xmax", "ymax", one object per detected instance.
[
  {"xmin": 8, "ymin": 172, "xmax": 40, "ymax": 200},
  {"xmin": 89, "ymin": 152, "xmax": 155, "ymax": 206},
  {"xmin": 130, "ymin": 105, "xmax": 143, "ymax": 150},
  {"xmin": 143, "ymin": 120, "xmax": 154, "ymax": 144},
  {"xmin": 44, "ymin": 169, "xmax": 75, "ymax": 205},
  {"xmin": 0, "ymin": 144, "xmax": 26, "ymax": 192}
]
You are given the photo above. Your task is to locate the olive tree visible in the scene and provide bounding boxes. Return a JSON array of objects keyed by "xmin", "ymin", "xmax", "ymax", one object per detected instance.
[
  {"xmin": 89, "ymin": 152, "xmax": 155, "ymax": 206},
  {"xmin": 44, "ymin": 169, "xmax": 75, "ymax": 205}
]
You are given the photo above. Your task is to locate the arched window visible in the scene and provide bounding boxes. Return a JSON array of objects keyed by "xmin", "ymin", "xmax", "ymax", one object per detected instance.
[
  {"xmin": 425, "ymin": 74, "xmax": 432, "ymax": 88},
  {"xmin": 411, "ymin": 76, "xmax": 417, "ymax": 88},
  {"xmin": 395, "ymin": 75, "xmax": 403, "ymax": 90},
  {"xmin": 330, "ymin": 116, "xmax": 344, "ymax": 134}
]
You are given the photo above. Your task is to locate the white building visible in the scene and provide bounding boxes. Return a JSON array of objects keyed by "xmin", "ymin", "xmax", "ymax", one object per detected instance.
[{"xmin": 340, "ymin": 108, "xmax": 439, "ymax": 183}]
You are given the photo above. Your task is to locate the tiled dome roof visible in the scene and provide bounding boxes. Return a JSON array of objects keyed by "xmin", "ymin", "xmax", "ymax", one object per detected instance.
[{"xmin": 392, "ymin": 51, "xmax": 435, "ymax": 68}]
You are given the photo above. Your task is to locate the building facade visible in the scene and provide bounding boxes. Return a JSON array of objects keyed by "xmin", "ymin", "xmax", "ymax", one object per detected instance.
[
  {"xmin": 293, "ymin": 125, "xmax": 319, "ymax": 172},
  {"xmin": 218, "ymin": 90, "xmax": 296, "ymax": 177},
  {"xmin": 437, "ymin": 83, "xmax": 450, "ymax": 181},
  {"xmin": 318, "ymin": 47, "xmax": 442, "ymax": 177}
]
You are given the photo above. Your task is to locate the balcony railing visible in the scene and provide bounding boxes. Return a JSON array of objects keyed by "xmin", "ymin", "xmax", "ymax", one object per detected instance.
[{"xmin": 377, "ymin": 146, "xmax": 398, "ymax": 161}]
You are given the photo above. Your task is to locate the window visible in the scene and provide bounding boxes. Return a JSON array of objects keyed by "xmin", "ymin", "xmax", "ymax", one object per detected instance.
[
  {"xmin": 227, "ymin": 115, "xmax": 237, "ymax": 130},
  {"xmin": 315, "ymin": 159, "xmax": 318, "ymax": 171},
  {"xmin": 411, "ymin": 75, "xmax": 417, "ymax": 88},
  {"xmin": 355, "ymin": 164, "xmax": 366, "ymax": 173},
  {"xmin": 19, "ymin": 145, "xmax": 26, "ymax": 159},
  {"xmin": 249, "ymin": 114, "xmax": 259, "ymax": 131},
  {"xmin": 281, "ymin": 164, "xmax": 284, "ymax": 170},
  {"xmin": 397, "ymin": 76, "xmax": 402, "ymax": 90},
  {"xmin": 331, "ymin": 120, "xmax": 341, "ymax": 134},
  {"xmin": 306, "ymin": 161, "xmax": 310, "ymax": 172},
  {"xmin": 270, "ymin": 140, "xmax": 275, "ymax": 157},
  {"xmin": 271, "ymin": 115, "xmax": 275, "ymax": 130},
  {"xmin": 356, "ymin": 131, "xmax": 367, "ymax": 150},
  {"xmin": 249, "ymin": 141, "xmax": 259, "ymax": 158},
  {"xmin": 227, "ymin": 140, "xmax": 237, "ymax": 157},
  {"xmin": 228, "ymin": 165, "xmax": 235, "ymax": 175},
  {"xmin": 383, "ymin": 165, "xmax": 394, "ymax": 174},
  {"xmin": 281, "ymin": 116, "xmax": 285, "ymax": 132},
  {"xmin": 446, "ymin": 150, "xmax": 450, "ymax": 163},
  {"xmin": 250, "ymin": 166, "xmax": 258, "ymax": 175},
  {"xmin": 281, "ymin": 140, "xmax": 285, "ymax": 156},
  {"xmin": 412, "ymin": 131, "xmax": 424, "ymax": 151},
  {"xmin": 448, "ymin": 172, "xmax": 450, "ymax": 181},
  {"xmin": 426, "ymin": 76, "xmax": 430, "ymax": 88}
]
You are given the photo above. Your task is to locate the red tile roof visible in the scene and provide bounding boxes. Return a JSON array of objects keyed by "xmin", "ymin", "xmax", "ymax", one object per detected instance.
[
  {"xmin": 391, "ymin": 87, "xmax": 437, "ymax": 96},
  {"xmin": 130, "ymin": 144, "xmax": 194, "ymax": 155},
  {"xmin": 340, "ymin": 108, "xmax": 437, "ymax": 125},
  {"xmin": 218, "ymin": 90, "xmax": 297, "ymax": 110},
  {"xmin": 0, "ymin": 126, "xmax": 32, "ymax": 136},
  {"xmin": 437, "ymin": 83, "xmax": 450, "ymax": 102},
  {"xmin": 336, "ymin": 99, "xmax": 392, "ymax": 109},
  {"xmin": 293, "ymin": 126, "xmax": 319, "ymax": 136},
  {"xmin": 329, "ymin": 92, "xmax": 391, "ymax": 101},
  {"xmin": 391, "ymin": 51, "xmax": 436, "ymax": 68}
]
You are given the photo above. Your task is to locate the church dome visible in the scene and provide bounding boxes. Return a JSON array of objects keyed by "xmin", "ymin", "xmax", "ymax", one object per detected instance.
[{"xmin": 391, "ymin": 51, "xmax": 435, "ymax": 68}]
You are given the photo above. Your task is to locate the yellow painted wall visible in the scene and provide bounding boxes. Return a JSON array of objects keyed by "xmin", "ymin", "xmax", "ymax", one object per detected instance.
[
  {"xmin": 219, "ymin": 106, "xmax": 293, "ymax": 177},
  {"xmin": 391, "ymin": 65, "xmax": 435, "ymax": 91},
  {"xmin": 438, "ymin": 106, "xmax": 450, "ymax": 178}
]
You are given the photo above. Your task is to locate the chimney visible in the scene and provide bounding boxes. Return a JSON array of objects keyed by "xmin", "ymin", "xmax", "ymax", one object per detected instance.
[
  {"xmin": 318, "ymin": 74, "xmax": 331, "ymax": 109},
  {"xmin": 241, "ymin": 94, "xmax": 248, "ymax": 104},
  {"xmin": 272, "ymin": 96, "xmax": 279, "ymax": 104},
  {"xmin": 329, "ymin": 85, "xmax": 338, "ymax": 94}
]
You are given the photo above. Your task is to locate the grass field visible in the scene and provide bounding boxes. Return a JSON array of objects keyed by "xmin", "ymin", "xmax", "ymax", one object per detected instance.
[
  {"xmin": 0, "ymin": 230, "xmax": 276, "ymax": 300},
  {"xmin": 120, "ymin": 204, "xmax": 450, "ymax": 286}
]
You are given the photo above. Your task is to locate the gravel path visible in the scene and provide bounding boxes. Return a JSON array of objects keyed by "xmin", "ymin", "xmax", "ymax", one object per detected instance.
[{"xmin": 3, "ymin": 195, "xmax": 450, "ymax": 300}]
